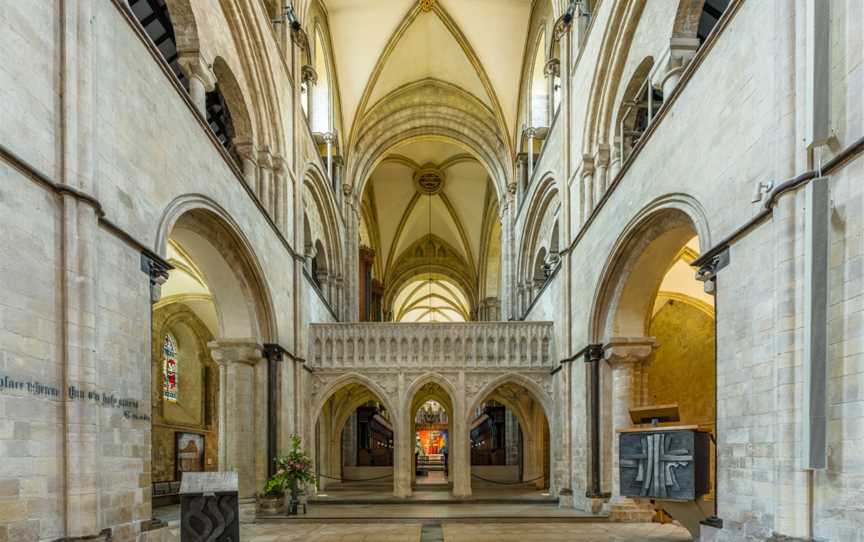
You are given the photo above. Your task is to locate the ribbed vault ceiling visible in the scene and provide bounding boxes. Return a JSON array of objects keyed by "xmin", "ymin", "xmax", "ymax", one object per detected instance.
[{"xmin": 320, "ymin": 0, "xmax": 531, "ymax": 140}]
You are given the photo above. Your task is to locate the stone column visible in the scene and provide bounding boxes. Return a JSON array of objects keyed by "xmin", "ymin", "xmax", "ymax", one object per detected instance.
[
  {"xmin": 525, "ymin": 128, "xmax": 537, "ymax": 181},
  {"xmin": 209, "ymin": 340, "xmax": 265, "ymax": 523},
  {"xmin": 593, "ymin": 144, "xmax": 610, "ymax": 205},
  {"xmin": 603, "ymin": 337, "xmax": 656, "ymax": 522},
  {"xmin": 273, "ymin": 155, "xmax": 288, "ymax": 233},
  {"xmin": 343, "ymin": 194, "xmax": 361, "ymax": 321},
  {"xmin": 500, "ymin": 192, "xmax": 515, "ymax": 320},
  {"xmin": 322, "ymin": 131, "xmax": 337, "ymax": 181},
  {"xmin": 609, "ymin": 137, "xmax": 622, "ymax": 180},
  {"xmin": 580, "ymin": 155, "xmax": 595, "ymax": 224},
  {"xmin": 258, "ymin": 147, "xmax": 274, "ymax": 216},
  {"xmin": 662, "ymin": 36, "xmax": 700, "ymax": 97},
  {"xmin": 451, "ymin": 372, "xmax": 472, "ymax": 497},
  {"xmin": 394, "ymin": 374, "xmax": 412, "ymax": 497},
  {"xmin": 515, "ymin": 153, "xmax": 529, "ymax": 204},
  {"xmin": 177, "ymin": 52, "xmax": 216, "ymax": 117},
  {"xmin": 232, "ymin": 138, "xmax": 258, "ymax": 190}
]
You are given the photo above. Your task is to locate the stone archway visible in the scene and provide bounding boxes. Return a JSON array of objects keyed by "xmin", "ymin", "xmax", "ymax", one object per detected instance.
[
  {"xmin": 400, "ymin": 372, "xmax": 471, "ymax": 497},
  {"xmin": 467, "ymin": 375, "xmax": 552, "ymax": 491},
  {"xmin": 311, "ymin": 377, "xmax": 396, "ymax": 492},
  {"xmin": 153, "ymin": 197, "xmax": 276, "ymax": 521},
  {"xmin": 589, "ymin": 197, "xmax": 715, "ymax": 519}
]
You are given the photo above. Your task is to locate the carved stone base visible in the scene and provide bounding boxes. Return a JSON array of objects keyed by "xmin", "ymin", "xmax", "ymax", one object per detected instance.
[
  {"xmin": 239, "ymin": 497, "xmax": 257, "ymax": 524},
  {"xmin": 607, "ymin": 498, "xmax": 655, "ymax": 522}
]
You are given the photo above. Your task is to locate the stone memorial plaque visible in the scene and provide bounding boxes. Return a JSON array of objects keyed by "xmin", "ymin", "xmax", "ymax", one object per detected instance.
[
  {"xmin": 180, "ymin": 471, "xmax": 240, "ymax": 542},
  {"xmin": 619, "ymin": 429, "xmax": 709, "ymax": 501}
]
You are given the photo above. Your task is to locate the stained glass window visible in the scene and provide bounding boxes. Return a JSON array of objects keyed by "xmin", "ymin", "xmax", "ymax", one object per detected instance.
[{"xmin": 162, "ymin": 334, "xmax": 178, "ymax": 402}]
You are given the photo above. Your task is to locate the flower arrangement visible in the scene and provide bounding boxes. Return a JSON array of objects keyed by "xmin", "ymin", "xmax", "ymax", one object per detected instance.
[{"xmin": 276, "ymin": 434, "xmax": 317, "ymax": 489}]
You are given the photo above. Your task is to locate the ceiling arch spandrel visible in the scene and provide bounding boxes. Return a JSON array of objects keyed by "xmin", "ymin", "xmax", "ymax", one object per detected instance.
[
  {"xmin": 321, "ymin": 0, "xmax": 531, "ymax": 143},
  {"xmin": 322, "ymin": 0, "xmax": 417, "ymax": 135},
  {"xmin": 365, "ymin": 11, "xmax": 491, "ymax": 111}
]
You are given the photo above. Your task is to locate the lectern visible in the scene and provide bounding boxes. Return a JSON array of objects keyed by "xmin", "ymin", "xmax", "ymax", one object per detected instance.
[{"xmin": 618, "ymin": 404, "xmax": 714, "ymax": 539}]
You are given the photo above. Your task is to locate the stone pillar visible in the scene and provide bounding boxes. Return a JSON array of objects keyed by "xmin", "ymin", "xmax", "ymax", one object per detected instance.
[
  {"xmin": 500, "ymin": 191, "xmax": 515, "ymax": 320},
  {"xmin": 452, "ymin": 373, "xmax": 472, "ymax": 497},
  {"xmin": 662, "ymin": 36, "xmax": 700, "ymax": 97},
  {"xmin": 273, "ymin": 155, "xmax": 288, "ymax": 233},
  {"xmin": 525, "ymin": 128, "xmax": 537, "ymax": 181},
  {"xmin": 323, "ymin": 131, "xmax": 337, "ymax": 181},
  {"xmin": 344, "ymin": 194, "xmax": 361, "ymax": 321},
  {"xmin": 209, "ymin": 340, "xmax": 265, "ymax": 523},
  {"xmin": 394, "ymin": 374, "xmax": 412, "ymax": 497},
  {"xmin": 177, "ymin": 52, "xmax": 216, "ymax": 117},
  {"xmin": 593, "ymin": 144, "xmax": 610, "ymax": 206},
  {"xmin": 232, "ymin": 138, "xmax": 258, "ymax": 190},
  {"xmin": 515, "ymin": 152, "xmax": 529, "ymax": 204},
  {"xmin": 609, "ymin": 137, "xmax": 622, "ymax": 180},
  {"xmin": 603, "ymin": 337, "xmax": 657, "ymax": 522},
  {"xmin": 258, "ymin": 147, "xmax": 274, "ymax": 215},
  {"xmin": 580, "ymin": 155, "xmax": 595, "ymax": 224},
  {"xmin": 332, "ymin": 156, "xmax": 344, "ymax": 203},
  {"xmin": 316, "ymin": 271, "xmax": 330, "ymax": 303}
]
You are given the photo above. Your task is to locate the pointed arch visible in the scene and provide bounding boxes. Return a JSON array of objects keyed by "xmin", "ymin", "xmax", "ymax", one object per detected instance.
[
  {"xmin": 347, "ymin": 79, "xmax": 511, "ymax": 202},
  {"xmin": 346, "ymin": 2, "xmax": 512, "ymax": 159}
]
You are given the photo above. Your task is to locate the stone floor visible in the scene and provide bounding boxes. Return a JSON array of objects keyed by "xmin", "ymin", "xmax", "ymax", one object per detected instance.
[{"xmin": 217, "ymin": 522, "xmax": 691, "ymax": 541}]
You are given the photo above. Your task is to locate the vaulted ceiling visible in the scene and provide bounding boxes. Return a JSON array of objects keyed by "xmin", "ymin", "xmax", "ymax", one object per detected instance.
[
  {"xmin": 320, "ymin": 0, "xmax": 532, "ymax": 143},
  {"xmin": 363, "ymin": 140, "xmax": 495, "ymax": 279}
]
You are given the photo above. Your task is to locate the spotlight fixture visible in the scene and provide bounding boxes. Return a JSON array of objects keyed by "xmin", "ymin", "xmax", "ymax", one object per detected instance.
[
  {"xmin": 562, "ymin": 0, "xmax": 578, "ymax": 24},
  {"xmin": 274, "ymin": 3, "xmax": 302, "ymax": 32},
  {"xmin": 562, "ymin": 0, "xmax": 589, "ymax": 25}
]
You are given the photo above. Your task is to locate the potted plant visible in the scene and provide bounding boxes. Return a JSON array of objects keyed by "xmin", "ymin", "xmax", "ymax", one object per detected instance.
[
  {"xmin": 276, "ymin": 434, "xmax": 316, "ymax": 515},
  {"xmin": 258, "ymin": 468, "xmax": 287, "ymax": 515}
]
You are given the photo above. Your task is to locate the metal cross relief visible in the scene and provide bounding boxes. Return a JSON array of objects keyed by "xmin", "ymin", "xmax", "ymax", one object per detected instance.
[{"xmin": 620, "ymin": 433, "xmax": 693, "ymax": 498}]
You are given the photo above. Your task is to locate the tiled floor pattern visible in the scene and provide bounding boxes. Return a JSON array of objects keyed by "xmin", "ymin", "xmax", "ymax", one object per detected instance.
[{"xmin": 230, "ymin": 522, "xmax": 692, "ymax": 541}]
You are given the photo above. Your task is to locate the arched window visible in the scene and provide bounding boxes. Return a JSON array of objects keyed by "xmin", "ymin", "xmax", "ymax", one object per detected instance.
[
  {"xmin": 616, "ymin": 57, "xmax": 661, "ymax": 163},
  {"xmin": 162, "ymin": 333, "xmax": 179, "ymax": 402},
  {"xmin": 312, "ymin": 29, "xmax": 331, "ymax": 133},
  {"xmin": 128, "ymin": 0, "xmax": 187, "ymax": 89},
  {"xmin": 529, "ymin": 30, "xmax": 548, "ymax": 129},
  {"xmin": 205, "ymin": 84, "xmax": 236, "ymax": 152},
  {"xmin": 697, "ymin": 0, "xmax": 731, "ymax": 43}
]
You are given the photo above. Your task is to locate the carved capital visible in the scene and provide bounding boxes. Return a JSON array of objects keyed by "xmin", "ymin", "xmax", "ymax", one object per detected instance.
[
  {"xmin": 231, "ymin": 137, "xmax": 258, "ymax": 162},
  {"xmin": 594, "ymin": 143, "xmax": 610, "ymax": 167},
  {"xmin": 208, "ymin": 340, "xmax": 264, "ymax": 366},
  {"xmin": 257, "ymin": 146, "xmax": 274, "ymax": 169},
  {"xmin": 272, "ymin": 154, "xmax": 287, "ymax": 174},
  {"xmin": 177, "ymin": 51, "xmax": 216, "ymax": 91},
  {"xmin": 603, "ymin": 337, "xmax": 657, "ymax": 364},
  {"xmin": 301, "ymin": 64, "xmax": 318, "ymax": 85},
  {"xmin": 580, "ymin": 154, "xmax": 595, "ymax": 177},
  {"xmin": 544, "ymin": 58, "xmax": 561, "ymax": 78}
]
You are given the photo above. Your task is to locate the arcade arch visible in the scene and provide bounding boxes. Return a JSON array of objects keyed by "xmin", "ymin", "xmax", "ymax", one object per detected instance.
[
  {"xmin": 590, "ymin": 202, "xmax": 716, "ymax": 512},
  {"xmin": 151, "ymin": 203, "xmax": 275, "ymax": 517}
]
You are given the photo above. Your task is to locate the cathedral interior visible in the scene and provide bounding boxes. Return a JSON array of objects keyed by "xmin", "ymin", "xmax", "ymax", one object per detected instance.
[{"xmin": 1, "ymin": 0, "xmax": 862, "ymax": 541}]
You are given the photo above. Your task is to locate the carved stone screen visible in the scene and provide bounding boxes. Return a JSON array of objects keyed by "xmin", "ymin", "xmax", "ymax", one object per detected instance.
[{"xmin": 619, "ymin": 429, "xmax": 709, "ymax": 501}]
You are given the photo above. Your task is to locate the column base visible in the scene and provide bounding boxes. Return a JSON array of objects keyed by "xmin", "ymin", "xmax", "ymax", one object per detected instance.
[
  {"xmin": 606, "ymin": 497, "xmax": 655, "ymax": 522},
  {"xmin": 393, "ymin": 486, "xmax": 412, "ymax": 498},
  {"xmin": 239, "ymin": 497, "xmax": 257, "ymax": 523}
]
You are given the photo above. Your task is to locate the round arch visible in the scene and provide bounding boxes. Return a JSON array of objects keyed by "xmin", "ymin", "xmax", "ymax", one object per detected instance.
[
  {"xmin": 155, "ymin": 194, "xmax": 276, "ymax": 342},
  {"xmin": 588, "ymin": 194, "xmax": 711, "ymax": 342}
]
